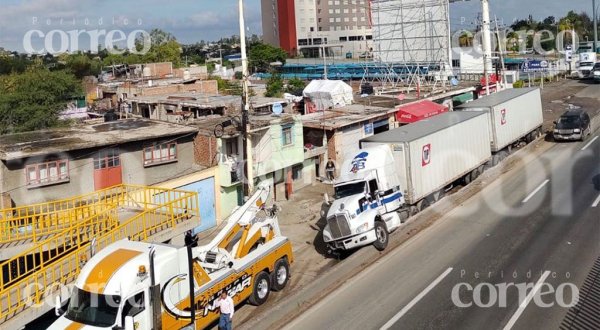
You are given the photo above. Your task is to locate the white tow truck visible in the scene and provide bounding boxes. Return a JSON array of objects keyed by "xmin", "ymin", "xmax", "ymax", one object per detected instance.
[{"xmin": 49, "ymin": 185, "xmax": 293, "ymax": 330}]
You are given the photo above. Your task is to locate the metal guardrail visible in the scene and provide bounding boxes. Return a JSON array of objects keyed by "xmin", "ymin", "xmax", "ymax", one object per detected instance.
[{"xmin": 0, "ymin": 185, "xmax": 198, "ymax": 324}]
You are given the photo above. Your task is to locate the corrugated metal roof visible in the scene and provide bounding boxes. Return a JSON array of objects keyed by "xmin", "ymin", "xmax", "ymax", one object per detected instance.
[
  {"xmin": 361, "ymin": 111, "xmax": 486, "ymax": 143},
  {"xmin": 456, "ymin": 88, "xmax": 539, "ymax": 108}
]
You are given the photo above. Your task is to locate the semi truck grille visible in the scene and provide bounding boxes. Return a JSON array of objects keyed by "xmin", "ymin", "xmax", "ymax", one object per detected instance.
[{"xmin": 328, "ymin": 214, "xmax": 351, "ymax": 239}]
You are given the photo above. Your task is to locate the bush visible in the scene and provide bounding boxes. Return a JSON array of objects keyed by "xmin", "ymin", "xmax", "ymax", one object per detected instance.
[{"xmin": 513, "ymin": 80, "xmax": 525, "ymax": 88}]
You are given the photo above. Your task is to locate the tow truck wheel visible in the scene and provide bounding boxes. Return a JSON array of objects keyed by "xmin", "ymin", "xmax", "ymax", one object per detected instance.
[
  {"xmin": 249, "ymin": 271, "xmax": 271, "ymax": 306},
  {"xmin": 271, "ymin": 258, "xmax": 290, "ymax": 291},
  {"xmin": 373, "ymin": 221, "xmax": 389, "ymax": 251}
]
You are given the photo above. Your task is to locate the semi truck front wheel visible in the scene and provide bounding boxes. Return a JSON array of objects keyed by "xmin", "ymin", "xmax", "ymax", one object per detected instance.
[{"xmin": 373, "ymin": 221, "xmax": 389, "ymax": 251}]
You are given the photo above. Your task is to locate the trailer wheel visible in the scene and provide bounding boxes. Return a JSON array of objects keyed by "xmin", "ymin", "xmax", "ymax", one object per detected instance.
[
  {"xmin": 248, "ymin": 271, "xmax": 271, "ymax": 306},
  {"xmin": 409, "ymin": 205, "xmax": 419, "ymax": 217},
  {"xmin": 271, "ymin": 258, "xmax": 290, "ymax": 291},
  {"xmin": 417, "ymin": 199, "xmax": 430, "ymax": 212},
  {"xmin": 463, "ymin": 171, "xmax": 472, "ymax": 185},
  {"xmin": 398, "ymin": 209, "xmax": 410, "ymax": 223},
  {"xmin": 526, "ymin": 132, "xmax": 534, "ymax": 143},
  {"xmin": 470, "ymin": 168, "xmax": 480, "ymax": 181},
  {"xmin": 372, "ymin": 221, "xmax": 389, "ymax": 251}
]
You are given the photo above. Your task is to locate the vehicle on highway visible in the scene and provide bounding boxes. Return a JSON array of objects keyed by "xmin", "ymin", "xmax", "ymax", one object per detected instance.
[
  {"xmin": 323, "ymin": 112, "xmax": 491, "ymax": 252},
  {"xmin": 553, "ymin": 109, "xmax": 592, "ymax": 141},
  {"xmin": 575, "ymin": 52, "xmax": 597, "ymax": 79},
  {"xmin": 592, "ymin": 63, "xmax": 600, "ymax": 83},
  {"xmin": 49, "ymin": 185, "xmax": 293, "ymax": 330},
  {"xmin": 323, "ymin": 88, "xmax": 545, "ymax": 253}
]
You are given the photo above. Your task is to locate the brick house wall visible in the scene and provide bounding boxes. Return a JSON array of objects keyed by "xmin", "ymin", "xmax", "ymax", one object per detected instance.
[
  {"xmin": 139, "ymin": 80, "xmax": 218, "ymax": 96},
  {"xmin": 194, "ymin": 134, "xmax": 218, "ymax": 167}
]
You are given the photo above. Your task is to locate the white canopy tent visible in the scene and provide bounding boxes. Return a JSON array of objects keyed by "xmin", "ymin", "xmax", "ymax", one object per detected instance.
[{"xmin": 303, "ymin": 80, "xmax": 354, "ymax": 111}]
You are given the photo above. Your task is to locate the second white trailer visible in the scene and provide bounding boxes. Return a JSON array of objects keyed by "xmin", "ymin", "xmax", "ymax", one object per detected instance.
[
  {"xmin": 456, "ymin": 88, "xmax": 543, "ymax": 157},
  {"xmin": 360, "ymin": 111, "xmax": 491, "ymax": 206}
]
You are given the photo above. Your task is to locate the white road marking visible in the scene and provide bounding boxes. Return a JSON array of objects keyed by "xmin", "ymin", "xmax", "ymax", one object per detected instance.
[
  {"xmin": 581, "ymin": 136, "xmax": 598, "ymax": 151},
  {"xmin": 522, "ymin": 179, "xmax": 550, "ymax": 203},
  {"xmin": 592, "ymin": 193, "xmax": 600, "ymax": 208},
  {"xmin": 502, "ymin": 270, "xmax": 551, "ymax": 330},
  {"xmin": 380, "ymin": 267, "xmax": 453, "ymax": 330}
]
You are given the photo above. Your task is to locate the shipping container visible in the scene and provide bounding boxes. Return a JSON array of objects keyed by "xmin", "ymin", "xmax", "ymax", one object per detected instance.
[
  {"xmin": 456, "ymin": 88, "xmax": 543, "ymax": 153},
  {"xmin": 360, "ymin": 111, "xmax": 491, "ymax": 205}
]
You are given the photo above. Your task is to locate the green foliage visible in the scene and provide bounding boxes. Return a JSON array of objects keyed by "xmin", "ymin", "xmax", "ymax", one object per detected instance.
[
  {"xmin": 285, "ymin": 77, "xmax": 306, "ymax": 94},
  {"xmin": 66, "ymin": 54, "xmax": 102, "ymax": 78},
  {"xmin": 265, "ymin": 73, "xmax": 284, "ymax": 97},
  {"xmin": 513, "ymin": 80, "xmax": 525, "ymax": 88},
  {"xmin": 210, "ymin": 76, "xmax": 242, "ymax": 96},
  {"xmin": 0, "ymin": 67, "xmax": 82, "ymax": 134},
  {"xmin": 0, "ymin": 55, "xmax": 31, "ymax": 75},
  {"xmin": 248, "ymin": 43, "xmax": 287, "ymax": 73}
]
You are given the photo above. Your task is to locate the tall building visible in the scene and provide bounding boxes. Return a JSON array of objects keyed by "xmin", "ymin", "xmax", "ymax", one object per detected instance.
[{"xmin": 261, "ymin": 0, "xmax": 373, "ymax": 58}]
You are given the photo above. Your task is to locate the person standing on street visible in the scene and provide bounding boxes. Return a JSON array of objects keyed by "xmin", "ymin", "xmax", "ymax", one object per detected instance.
[
  {"xmin": 325, "ymin": 158, "xmax": 336, "ymax": 182},
  {"xmin": 217, "ymin": 291, "xmax": 234, "ymax": 330}
]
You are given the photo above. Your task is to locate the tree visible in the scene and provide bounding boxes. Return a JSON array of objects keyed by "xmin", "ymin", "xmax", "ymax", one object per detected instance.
[
  {"xmin": 285, "ymin": 77, "xmax": 306, "ymax": 95},
  {"xmin": 135, "ymin": 29, "xmax": 183, "ymax": 67},
  {"xmin": 248, "ymin": 43, "xmax": 287, "ymax": 73},
  {"xmin": 265, "ymin": 73, "xmax": 284, "ymax": 97},
  {"xmin": 458, "ymin": 32, "xmax": 474, "ymax": 47},
  {"xmin": 66, "ymin": 54, "xmax": 101, "ymax": 78},
  {"xmin": 0, "ymin": 66, "xmax": 82, "ymax": 134}
]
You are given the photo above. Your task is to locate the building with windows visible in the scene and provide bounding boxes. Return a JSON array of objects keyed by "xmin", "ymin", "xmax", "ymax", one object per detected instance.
[
  {"xmin": 127, "ymin": 93, "xmax": 309, "ymax": 216},
  {"xmin": 0, "ymin": 119, "xmax": 206, "ymax": 209},
  {"xmin": 302, "ymin": 103, "xmax": 397, "ymax": 178},
  {"xmin": 261, "ymin": 0, "xmax": 373, "ymax": 58}
]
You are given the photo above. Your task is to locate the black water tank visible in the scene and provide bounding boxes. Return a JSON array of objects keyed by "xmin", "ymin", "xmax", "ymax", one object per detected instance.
[
  {"xmin": 104, "ymin": 110, "xmax": 119, "ymax": 122},
  {"xmin": 360, "ymin": 83, "xmax": 374, "ymax": 95}
]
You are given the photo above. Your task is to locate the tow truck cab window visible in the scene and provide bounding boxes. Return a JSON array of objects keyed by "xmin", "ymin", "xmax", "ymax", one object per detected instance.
[{"xmin": 121, "ymin": 291, "xmax": 145, "ymax": 325}]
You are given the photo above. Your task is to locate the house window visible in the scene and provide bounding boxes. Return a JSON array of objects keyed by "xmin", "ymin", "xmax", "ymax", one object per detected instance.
[
  {"xmin": 25, "ymin": 160, "xmax": 69, "ymax": 187},
  {"xmin": 282, "ymin": 125, "xmax": 293, "ymax": 146},
  {"xmin": 225, "ymin": 138, "xmax": 238, "ymax": 157},
  {"xmin": 143, "ymin": 142, "xmax": 177, "ymax": 166},
  {"xmin": 292, "ymin": 164, "xmax": 303, "ymax": 180},
  {"xmin": 94, "ymin": 149, "xmax": 121, "ymax": 169}
]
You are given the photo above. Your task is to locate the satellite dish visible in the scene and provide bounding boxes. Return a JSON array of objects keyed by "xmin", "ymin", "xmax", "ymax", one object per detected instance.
[
  {"xmin": 450, "ymin": 78, "xmax": 459, "ymax": 86},
  {"xmin": 272, "ymin": 103, "xmax": 283, "ymax": 115}
]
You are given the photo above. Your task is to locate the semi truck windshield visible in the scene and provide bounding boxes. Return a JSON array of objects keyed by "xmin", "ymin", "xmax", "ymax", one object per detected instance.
[{"xmin": 335, "ymin": 182, "xmax": 366, "ymax": 199}]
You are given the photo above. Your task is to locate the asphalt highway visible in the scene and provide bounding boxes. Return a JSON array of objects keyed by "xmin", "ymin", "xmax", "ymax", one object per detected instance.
[{"xmin": 285, "ymin": 126, "xmax": 599, "ymax": 330}]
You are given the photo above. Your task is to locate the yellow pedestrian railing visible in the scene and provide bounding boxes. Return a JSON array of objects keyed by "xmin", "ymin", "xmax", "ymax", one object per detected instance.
[
  {"xmin": 0, "ymin": 184, "xmax": 150, "ymax": 245},
  {"xmin": 0, "ymin": 184, "xmax": 198, "ymax": 324}
]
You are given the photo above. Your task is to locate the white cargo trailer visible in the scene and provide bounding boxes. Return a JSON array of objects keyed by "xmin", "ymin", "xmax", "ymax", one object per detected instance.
[
  {"xmin": 360, "ymin": 111, "xmax": 492, "ymax": 206},
  {"xmin": 456, "ymin": 88, "xmax": 543, "ymax": 164}
]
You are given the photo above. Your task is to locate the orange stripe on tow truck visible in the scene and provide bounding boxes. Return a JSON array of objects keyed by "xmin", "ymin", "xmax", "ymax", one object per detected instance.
[
  {"xmin": 65, "ymin": 322, "xmax": 84, "ymax": 330},
  {"xmin": 83, "ymin": 249, "xmax": 142, "ymax": 293}
]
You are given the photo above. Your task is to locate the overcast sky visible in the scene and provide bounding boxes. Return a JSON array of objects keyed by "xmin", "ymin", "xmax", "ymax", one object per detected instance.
[{"xmin": 0, "ymin": 0, "xmax": 593, "ymax": 52}]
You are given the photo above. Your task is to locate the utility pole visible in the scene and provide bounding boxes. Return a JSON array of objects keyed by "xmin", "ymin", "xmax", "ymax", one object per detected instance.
[
  {"xmin": 594, "ymin": 0, "xmax": 598, "ymax": 52},
  {"xmin": 239, "ymin": 0, "xmax": 253, "ymax": 197},
  {"xmin": 494, "ymin": 16, "xmax": 507, "ymax": 90},
  {"xmin": 481, "ymin": 0, "xmax": 493, "ymax": 95}
]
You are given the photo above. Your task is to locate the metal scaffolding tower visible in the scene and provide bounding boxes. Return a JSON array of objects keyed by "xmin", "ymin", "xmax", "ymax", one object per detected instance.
[{"xmin": 367, "ymin": 0, "xmax": 452, "ymax": 95}]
